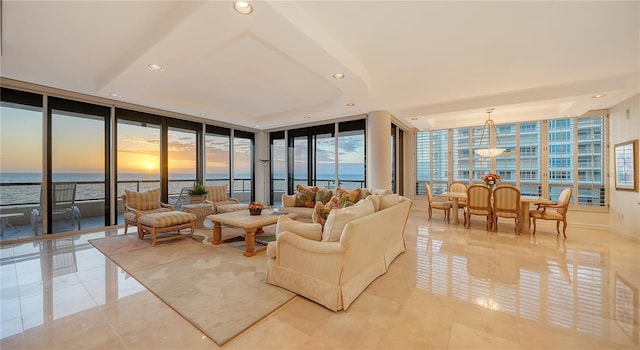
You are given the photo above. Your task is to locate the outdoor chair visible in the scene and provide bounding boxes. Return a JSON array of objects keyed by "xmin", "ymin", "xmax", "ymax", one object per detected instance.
[
  {"xmin": 122, "ymin": 188, "xmax": 175, "ymax": 234},
  {"xmin": 31, "ymin": 183, "xmax": 82, "ymax": 235}
]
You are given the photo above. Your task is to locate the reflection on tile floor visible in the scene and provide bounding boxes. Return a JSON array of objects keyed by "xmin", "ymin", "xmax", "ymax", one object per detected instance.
[{"xmin": 1, "ymin": 210, "xmax": 638, "ymax": 349}]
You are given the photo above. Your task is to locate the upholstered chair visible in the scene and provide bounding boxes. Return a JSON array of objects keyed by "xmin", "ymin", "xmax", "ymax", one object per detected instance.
[
  {"xmin": 425, "ymin": 182, "xmax": 452, "ymax": 222},
  {"xmin": 465, "ymin": 184, "xmax": 493, "ymax": 229},
  {"xmin": 449, "ymin": 182, "xmax": 468, "ymax": 221},
  {"xmin": 530, "ymin": 187, "xmax": 572, "ymax": 238},
  {"xmin": 204, "ymin": 184, "xmax": 240, "ymax": 213},
  {"xmin": 122, "ymin": 188, "xmax": 175, "ymax": 234},
  {"xmin": 492, "ymin": 185, "xmax": 521, "ymax": 233}
]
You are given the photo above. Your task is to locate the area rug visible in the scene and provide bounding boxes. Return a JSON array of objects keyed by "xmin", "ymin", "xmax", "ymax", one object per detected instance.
[{"xmin": 88, "ymin": 229, "xmax": 294, "ymax": 345}]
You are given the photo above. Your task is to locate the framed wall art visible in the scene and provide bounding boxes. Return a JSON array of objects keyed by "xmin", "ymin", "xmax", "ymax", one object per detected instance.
[{"xmin": 614, "ymin": 140, "xmax": 638, "ymax": 191}]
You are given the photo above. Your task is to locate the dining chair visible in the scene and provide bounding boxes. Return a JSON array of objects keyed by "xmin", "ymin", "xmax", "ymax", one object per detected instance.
[
  {"xmin": 465, "ymin": 184, "xmax": 492, "ymax": 229},
  {"xmin": 425, "ymin": 183, "xmax": 452, "ymax": 222},
  {"xmin": 492, "ymin": 185, "xmax": 521, "ymax": 234},
  {"xmin": 530, "ymin": 187, "xmax": 572, "ymax": 238},
  {"xmin": 449, "ymin": 182, "xmax": 468, "ymax": 221}
]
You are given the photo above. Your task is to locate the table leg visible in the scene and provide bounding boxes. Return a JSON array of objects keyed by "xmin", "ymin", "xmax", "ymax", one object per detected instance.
[
  {"xmin": 213, "ymin": 221, "xmax": 222, "ymax": 245},
  {"xmin": 520, "ymin": 201, "xmax": 531, "ymax": 234},
  {"xmin": 243, "ymin": 228, "xmax": 257, "ymax": 257},
  {"xmin": 451, "ymin": 198, "xmax": 460, "ymax": 224}
]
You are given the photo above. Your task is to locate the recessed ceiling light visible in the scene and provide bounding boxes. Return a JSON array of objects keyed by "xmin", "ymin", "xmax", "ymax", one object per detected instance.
[
  {"xmin": 592, "ymin": 94, "xmax": 606, "ymax": 98},
  {"xmin": 333, "ymin": 73, "xmax": 345, "ymax": 79},
  {"xmin": 346, "ymin": 103, "xmax": 355, "ymax": 107},
  {"xmin": 303, "ymin": 116, "xmax": 311, "ymax": 119},
  {"xmin": 109, "ymin": 92, "xmax": 121, "ymax": 97},
  {"xmin": 200, "ymin": 113, "xmax": 206, "ymax": 116},
  {"xmin": 411, "ymin": 117, "xmax": 418, "ymax": 120},
  {"xmin": 234, "ymin": 1, "xmax": 253, "ymax": 15},
  {"xmin": 146, "ymin": 63, "xmax": 163, "ymax": 71}
]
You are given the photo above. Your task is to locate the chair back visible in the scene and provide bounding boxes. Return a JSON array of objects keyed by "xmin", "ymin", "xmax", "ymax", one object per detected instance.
[
  {"xmin": 449, "ymin": 182, "xmax": 467, "ymax": 193},
  {"xmin": 493, "ymin": 185, "xmax": 520, "ymax": 213},
  {"xmin": 52, "ymin": 183, "xmax": 77, "ymax": 214},
  {"xmin": 556, "ymin": 188, "xmax": 572, "ymax": 214},
  {"xmin": 425, "ymin": 182, "xmax": 434, "ymax": 203},
  {"xmin": 466, "ymin": 184, "xmax": 492, "ymax": 211}
]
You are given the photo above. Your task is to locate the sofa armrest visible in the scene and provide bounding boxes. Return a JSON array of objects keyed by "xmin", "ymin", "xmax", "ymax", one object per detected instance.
[
  {"xmin": 274, "ymin": 231, "xmax": 345, "ymax": 283},
  {"xmin": 281, "ymin": 194, "xmax": 297, "ymax": 207},
  {"xmin": 226, "ymin": 197, "xmax": 240, "ymax": 204}
]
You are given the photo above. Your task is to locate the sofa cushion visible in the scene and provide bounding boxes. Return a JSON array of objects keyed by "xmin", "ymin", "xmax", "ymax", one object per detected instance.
[
  {"xmin": 125, "ymin": 188, "xmax": 161, "ymax": 210},
  {"xmin": 276, "ymin": 215, "xmax": 322, "ymax": 241},
  {"xmin": 205, "ymin": 185, "xmax": 228, "ymax": 202},
  {"xmin": 366, "ymin": 195, "xmax": 381, "ymax": 211},
  {"xmin": 295, "ymin": 185, "xmax": 318, "ymax": 208},
  {"xmin": 322, "ymin": 199, "xmax": 374, "ymax": 242},
  {"xmin": 379, "ymin": 194, "xmax": 401, "ymax": 210}
]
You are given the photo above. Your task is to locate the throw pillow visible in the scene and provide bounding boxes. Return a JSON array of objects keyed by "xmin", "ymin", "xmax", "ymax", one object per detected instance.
[
  {"xmin": 125, "ymin": 188, "xmax": 161, "ymax": 210},
  {"xmin": 276, "ymin": 215, "xmax": 322, "ymax": 241},
  {"xmin": 205, "ymin": 184, "xmax": 228, "ymax": 202},
  {"xmin": 312, "ymin": 195, "xmax": 340, "ymax": 227},
  {"xmin": 295, "ymin": 185, "xmax": 318, "ymax": 208},
  {"xmin": 321, "ymin": 199, "xmax": 374, "ymax": 242},
  {"xmin": 336, "ymin": 187, "xmax": 362, "ymax": 208},
  {"xmin": 315, "ymin": 188, "xmax": 333, "ymax": 204}
]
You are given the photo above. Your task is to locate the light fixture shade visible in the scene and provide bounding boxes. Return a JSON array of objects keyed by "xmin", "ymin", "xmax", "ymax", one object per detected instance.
[{"xmin": 475, "ymin": 148, "xmax": 506, "ymax": 157}]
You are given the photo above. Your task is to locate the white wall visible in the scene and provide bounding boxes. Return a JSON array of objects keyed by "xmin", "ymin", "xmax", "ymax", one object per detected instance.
[{"xmin": 609, "ymin": 94, "xmax": 640, "ymax": 240}]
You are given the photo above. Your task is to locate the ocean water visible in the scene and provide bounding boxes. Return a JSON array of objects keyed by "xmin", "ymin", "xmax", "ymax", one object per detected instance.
[{"xmin": 0, "ymin": 170, "xmax": 365, "ymax": 206}]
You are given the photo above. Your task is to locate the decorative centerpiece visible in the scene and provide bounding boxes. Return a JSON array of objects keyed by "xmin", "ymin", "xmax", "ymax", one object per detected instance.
[
  {"xmin": 482, "ymin": 173, "xmax": 501, "ymax": 190},
  {"xmin": 248, "ymin": 201, "xmax": 265, "ymax": 215},
  {"xmin": 187, "ymin": 183, "xmax": 208, "ymax": 204}
]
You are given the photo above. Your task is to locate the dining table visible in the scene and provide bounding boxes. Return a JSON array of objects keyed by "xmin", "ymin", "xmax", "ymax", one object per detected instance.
[{"xmin": 439, "ymin": 192, "xmax": 553, "ymax": 233}]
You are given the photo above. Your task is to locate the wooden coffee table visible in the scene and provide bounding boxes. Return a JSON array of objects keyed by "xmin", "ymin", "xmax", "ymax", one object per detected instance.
[{"xmin": 207, "ymin": 210, "xmax": 298, "ymax": 257}]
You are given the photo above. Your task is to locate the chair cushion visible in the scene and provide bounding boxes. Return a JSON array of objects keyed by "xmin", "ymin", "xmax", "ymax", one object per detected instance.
[
  {"xmin": 216, "ymin": 203, "xmax": 248, "ymax": 213},
  {"xmin": 276, "ymin": 215, "xmax": 322, "ymax": 241},
  {"xmin": 125, "ymin": 189, "xmax": 161, "ymax": 210},
  {"xmin": 322, "ymin": 199, "xmax": 374, "ymax": 242},
  {"xmin": 124, "ymin": 207, "xmax": 172, "ymax": 222},
  {"xmin": 206, "ymin": 185, "xmax": 228, "ymax": 202},
  {"xmin": 530, "ymin": 210, "xmax": 563, "ymax": 220},
  {"xmin": 138, "ymin": 211, "xmax": 196, "ymax": 228}
]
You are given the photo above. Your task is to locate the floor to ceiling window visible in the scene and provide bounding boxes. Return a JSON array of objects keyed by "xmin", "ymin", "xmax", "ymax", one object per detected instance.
[
  {"xmin": 312, "ymin": 125, "xmax": 336, "ymax": 188},
  {"xmin": 391, "ymin": 123, "xmax": 404, "ymax": 195},
  {"xmin": 116, "ymin": 111, "xmax": 161, "ymax": 224},
  {"xmin": 167, "ymin": 122, "xmax": 199, "ymax": 198},
  {"xmin": 270, "ymin": 131, "xmax": 286, "ymax": 205},
  {"xmin": 337, "ymin": 119, "xmax": 366, "ymax": 189},
  {"xmin": 50, "ymin": 97, "xmax": 110, "ymax": 233},
  {"xmin": 205, "ymin": 125, "xmax": 231, "ymax": 190},
  {"xmin": 232, "ymin": 130, "xmax": 254, "ymax": 203},
  {"xmin": 288, "ymin": 128, "xmax": 309, "ymax": 193},
  {"xmin": 0, "ymin": 89, "xmax": 43, "ymax": 238}
]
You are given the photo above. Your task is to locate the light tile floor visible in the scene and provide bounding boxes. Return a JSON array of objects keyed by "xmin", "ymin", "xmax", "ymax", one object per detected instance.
[{"xmin": 1, "ymin": 209, "xmax": 638, "ymax": 349}]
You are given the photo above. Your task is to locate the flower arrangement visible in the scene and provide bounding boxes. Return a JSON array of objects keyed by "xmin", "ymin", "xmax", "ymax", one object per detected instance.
[
  {"xmin": 248, "ymin": 202, "xmax": 265, "ymax": 210},
  {"xmin": 482, "ymin": 173, "xmax": 501, "ymax": 186},
  {"xmin": 248, "ymin": 202, "xmax": 265, "ymax": 215}
]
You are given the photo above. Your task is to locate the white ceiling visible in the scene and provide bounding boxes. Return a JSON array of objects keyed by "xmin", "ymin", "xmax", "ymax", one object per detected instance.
[{"xmin": 1, "ymin": 1, "xmax": 638, "ymax": 131}]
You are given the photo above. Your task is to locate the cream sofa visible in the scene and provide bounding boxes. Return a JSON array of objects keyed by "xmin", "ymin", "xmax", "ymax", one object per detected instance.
[
  {"xmin": 266, "ymin": 194, "xmax": 412, "ymax": 311},
  {"xmin": 280, "ymin": 188, "xmax": 393, "ymax": 221}
]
